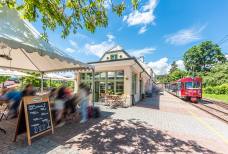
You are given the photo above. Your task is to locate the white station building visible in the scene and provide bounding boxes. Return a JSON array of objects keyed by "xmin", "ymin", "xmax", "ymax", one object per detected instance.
[{"xmin": 76, "ymin": 46, "xmax": 156, "ymax": 106}]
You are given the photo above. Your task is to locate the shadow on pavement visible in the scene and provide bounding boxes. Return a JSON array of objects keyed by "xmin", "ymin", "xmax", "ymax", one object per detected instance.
[
  {"xmin": 63, "ymin": 118, "xmax": 216, "ymax": 153},
  {"xmin": 136, "ymin": 93, "xmax": 160, "ymax": 110},
  {"xmin": 0, "ymin": 111, "xmax": 114, "ymax": 153}
]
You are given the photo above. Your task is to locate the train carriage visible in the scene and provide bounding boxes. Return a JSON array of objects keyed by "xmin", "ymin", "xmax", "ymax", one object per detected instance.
[{"xmin": 166, "ymin": 77, "xmax": 202, "ymax": 102}]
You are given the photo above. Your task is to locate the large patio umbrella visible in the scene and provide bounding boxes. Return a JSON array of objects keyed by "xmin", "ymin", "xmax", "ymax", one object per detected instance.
[
  {"xmin": 0, "ymin": 7, "xmax": 93, "ymax": 92},
  {"xmin": 0, "ymin": 69, "xmax": 30, "ymax": 77}
]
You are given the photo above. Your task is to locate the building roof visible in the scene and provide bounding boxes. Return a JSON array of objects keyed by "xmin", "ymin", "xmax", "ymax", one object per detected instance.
[
  {"xmin": 99, "ymin": 45, "xmax": 131, "ymax": 61},
  {"xmin": 88, "ymin": 57, "xmax": 152, "ymax": 78}
]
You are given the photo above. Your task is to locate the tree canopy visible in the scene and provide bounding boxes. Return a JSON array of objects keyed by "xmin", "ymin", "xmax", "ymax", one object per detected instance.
[
  {"xmin": 156, "ymin": 68, "xmax": 187, "ymax": 83},
  {"xmin": 200, "ymin": 62, "xmax": 228, "ymax": 87},
  {"xmin": 169, "ymin": 61, "xmax": 178, "ymax": 73},
  {"xmin": 0, "ymin": 0, "xmax": 139, "ymax": 39},
  {"xmin": 183, "ymin": 41, "xmax": 226, "ymax": 73}
]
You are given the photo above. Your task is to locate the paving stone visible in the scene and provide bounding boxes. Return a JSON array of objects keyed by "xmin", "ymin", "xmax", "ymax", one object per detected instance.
[{"xmin": 1, "ymin": 92, "xmax": 228, "ymax": 153}]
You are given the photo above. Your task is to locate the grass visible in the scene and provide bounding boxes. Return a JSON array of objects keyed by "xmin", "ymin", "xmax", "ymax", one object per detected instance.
[{"xmin": 203, "ymin": 93, "xmax": 228, "ymax": 104}]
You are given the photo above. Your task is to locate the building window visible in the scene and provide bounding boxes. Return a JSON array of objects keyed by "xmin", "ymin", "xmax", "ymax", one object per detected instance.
[
  {"xmin": 95, "ymin": 72, "xmax": 100, "ymax": 80},
  {"xmin": 116, "ymin": 71, "xmax": 124, "ymax": 80},
  {"xmin": 108, "ymin": 72, "xmax": 115, "ymax": 80},
  {"xmin": 107, "ymin": 57, "xmax": 109, "ymax": 60},
  {"xmin": 132, "ymin": 73, "xmax": 137, "ymax": 94},
  {"xmin": 80, "ymin": 73, "xmax": 86, "ymax": 80},
  {"xmin": 107, "ymin": 82, "xmax": 114, "ymax": 94},
  {"xmin": 119, "ymin": 55, "xmax": 122, "ymax": 58},
  {"xmin": 110, "ymin": 54, "xmax": 118, "ymax": 60},
  {"xmin": 100, "ymin": 72, "xmax": 106, "ymax": 80},
  {"xmin": 86, "ymin": 73, "xmax": 92, "ymax": 80},
  {"xmin": 116, "ymin": 81, "xmax": 124, "ymax": 94}
]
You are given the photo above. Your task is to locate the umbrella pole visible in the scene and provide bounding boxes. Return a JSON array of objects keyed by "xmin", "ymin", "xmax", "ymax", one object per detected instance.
[
  {"xmin": 41, "ymin": 72, "xmax": 44, "ymax": 93},
  {"xmin": 92, "ymin": 69, "xmax": 95, "ymax": 107}
]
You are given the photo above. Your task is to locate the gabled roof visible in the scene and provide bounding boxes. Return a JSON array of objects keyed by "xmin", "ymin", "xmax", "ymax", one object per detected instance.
[{"xmin": 99, "ymin": 45, "xmax": 131, "ymax": 61}]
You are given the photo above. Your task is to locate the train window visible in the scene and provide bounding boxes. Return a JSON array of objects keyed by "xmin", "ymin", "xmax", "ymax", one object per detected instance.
[
  {"xmin": 185, "ymin": 82, "xmax": 201, "ymax": 89},
  {"xmin": 193, "ymin": 82, "xmax": 201, "ymax": 88},
  {"xmin": 185, "ymin": 82, "xmax": 193, "ymax": 89},
  {"xmin": 177, "ymin": 82, "xmax": 181, "ymax": 90}
]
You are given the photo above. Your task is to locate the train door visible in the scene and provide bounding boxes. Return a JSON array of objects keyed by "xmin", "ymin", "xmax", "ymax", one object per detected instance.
[{"xmin": 177, "ymin": 82, "xmax": 181, "ymax": 97}]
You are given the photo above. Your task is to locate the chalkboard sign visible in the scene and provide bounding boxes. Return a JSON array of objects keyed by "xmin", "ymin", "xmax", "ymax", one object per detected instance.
[
  {"xmin": 14, "ymin": 96, "xmax": 54, "ymax": 145},
  {"xmin": 26, "ymin": 101, "xmax": 52, "ymax": 137}
]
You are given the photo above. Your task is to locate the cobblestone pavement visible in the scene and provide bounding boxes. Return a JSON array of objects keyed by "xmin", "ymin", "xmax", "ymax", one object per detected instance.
[{"xmin": 1, "ymin": 92, "xmax": 228, "ymax": 153}]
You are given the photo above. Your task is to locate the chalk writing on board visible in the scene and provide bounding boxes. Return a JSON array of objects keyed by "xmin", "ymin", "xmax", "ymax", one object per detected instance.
[{"xmin": 26, "ymin": 102, "xmax": 52, "ymax": 137}]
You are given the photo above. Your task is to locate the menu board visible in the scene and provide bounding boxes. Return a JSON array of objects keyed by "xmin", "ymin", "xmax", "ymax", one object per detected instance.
[
  {"xmin": 14, "ymin": 96, "xmax": 54, "ymax": 145},
  {"xmin": 27, "ymin": 101, "xmax": 52, "ymax": 137}
]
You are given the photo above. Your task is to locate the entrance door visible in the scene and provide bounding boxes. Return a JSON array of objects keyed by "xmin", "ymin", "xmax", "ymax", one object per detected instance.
[
  {"xmin": 140, "ymin": 80, "xmax": 143, "ymax": 100},
  {"xmin": 99, "ymin": 82, "xmax": 106, "ymax": 94},
  {"xmin": 95, "ymin": 81, "xmax": 106, "ymax": 102}
]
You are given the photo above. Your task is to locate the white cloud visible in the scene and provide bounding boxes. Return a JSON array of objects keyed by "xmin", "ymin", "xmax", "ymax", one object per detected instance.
[
  {"xmin": 138, "ymin": 26, "xmax": 147, "ymax": 34},
  {"xmin": 148, "ymin": 57, "xmax": 171, "ymax": 75},
  {"xmin": 225, "ymin": 54, "xmax": 228, "ymax": 60},
  {"xmin": 165, "ymin": 25, "xmax": 206, "ymax": 45},
  {"xmin": 65, "ymin": 48, "xmax": 75, "ymax": 53},
  {"xmin": 85, "ymin": 40, "xmax": 115, "ymax": 57},
  {"xmin": 65, "ymin": 40, "xmax": 78, "ymax": 53},
  {"xmin": 176, "ymin": 60, "xmax": 185, "ymax": 70},
  {"xmin": 123, "ymin": 0, "xmax": 158, "ymax": 34},
  {"xmin": 107, "ymin": 34, "xmax": 115, "ymax": 42},
  {"xmin": 69, "ymin": 40, "xmax": 78, "ymax": 48},
  {"xmin": 130, "ymin": 47, "xmax": 155, "ymax": 57},
  {"xmin": 104, "ymin": 0, "xmax": 111, "ymax": 9}
]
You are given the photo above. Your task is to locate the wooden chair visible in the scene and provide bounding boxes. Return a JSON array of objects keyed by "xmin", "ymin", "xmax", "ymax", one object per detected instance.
[
  {"xmin": 0, "ymin": 100, "xmax": 8, "ymax": 121},
  {"xmin": 99, "ymin": 93, "xmax": 107, "ymax": 104},
  {"xmin": 0, "ymin": 100, "xmax": 8, "ymax": 134},
  {"xmin": 117, "ymin": 94, "xmax": 127, "ymax": 107}
]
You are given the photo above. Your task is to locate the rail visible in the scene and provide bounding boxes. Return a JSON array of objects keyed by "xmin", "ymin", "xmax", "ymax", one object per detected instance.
[{"xmin": 165, "ymin": 89, "xmax": 228, "ymax": 124}]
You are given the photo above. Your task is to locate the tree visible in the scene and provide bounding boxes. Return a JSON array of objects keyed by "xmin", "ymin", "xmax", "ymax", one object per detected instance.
[
  {"xmin": 0, "ymin": 0, "xmax": 139, "ymax": 39},
  {"xmin": 156, "ymin": 69, "xmax": 187, "ymax": 83},
  {"xmin": 168, "ymin": 69, "xmax": 187, "ymax": 82},
  {"xmin": 201, "ymin": 62, "xmax": 228, "ymax": 87},
  {"xmin": 169, "ymin": 61, "xmax": 178, "ymax": 73},
  {"xmin": 183, "ymin": 41, "xmax": 226, "ymax": 73},
  {"xmin": 0, "ymin": 76, "xmax": 10, "ymax": 84}
]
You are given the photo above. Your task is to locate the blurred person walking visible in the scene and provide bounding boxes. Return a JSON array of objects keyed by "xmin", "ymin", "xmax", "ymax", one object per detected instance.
[{"xmin": 78, "ymin": 83, "xmax": 90, "ymax": 123}]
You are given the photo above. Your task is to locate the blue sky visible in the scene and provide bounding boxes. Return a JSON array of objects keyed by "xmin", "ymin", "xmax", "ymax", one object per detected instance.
[{"xmin": 32, "ymin": 0, "xmax": 228, "ymax": 75}]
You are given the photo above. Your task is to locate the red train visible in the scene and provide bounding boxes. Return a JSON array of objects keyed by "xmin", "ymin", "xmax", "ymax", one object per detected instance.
[{"xmin": 165, "ymin": 77, "xmax": 202, "ymax": 102}]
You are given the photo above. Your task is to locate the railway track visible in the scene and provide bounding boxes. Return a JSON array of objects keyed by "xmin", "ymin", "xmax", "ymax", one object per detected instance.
[
  {"xmin": 165, "ymin": 90, "xmax": 228, "ymax": 123},
  {"xmin": 191, "ymin": 101, "xmax": 228, "ymax": 124},
  {"xmin": 202, "ymin": 98, "xmax": 228, "ymax": 110}
]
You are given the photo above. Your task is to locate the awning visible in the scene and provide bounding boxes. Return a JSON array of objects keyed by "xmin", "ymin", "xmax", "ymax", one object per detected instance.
[{"xmin": 0, "ymin": 6, "xmax": 92, "ymax": 73}]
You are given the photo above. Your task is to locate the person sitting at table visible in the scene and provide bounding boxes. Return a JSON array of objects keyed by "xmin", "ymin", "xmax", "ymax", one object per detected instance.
[{"xmin": 0, "ymin": 85, "xmax": 22, "ymax": 119}]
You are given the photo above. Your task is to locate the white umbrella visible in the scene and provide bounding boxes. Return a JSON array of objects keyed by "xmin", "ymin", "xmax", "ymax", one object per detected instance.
[
  {"xmin": 0, "ymin": 69, "xmax": 30, "ymax": 77},
  {"xmin": 0, "ymin": 6, "xmax": 92, "ymax": 73},
  {"xmin": 44, "ymin": 73, "xmax": 74, "ymax": 81},
  {"xmin": 0, "ymin": 7, "xmax": 93, "ymax": 92}
]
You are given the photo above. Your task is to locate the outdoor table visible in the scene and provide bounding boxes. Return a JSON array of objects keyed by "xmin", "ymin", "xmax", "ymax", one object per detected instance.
[{"xmin": 107, "ymin": 95, "xmax": 122, "ymax": 107}]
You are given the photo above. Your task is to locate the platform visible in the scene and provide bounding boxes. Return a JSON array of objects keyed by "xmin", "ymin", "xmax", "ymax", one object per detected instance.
[{"xmin": 0, "ymin": 92, "xmax": 227, "ymax": 153}]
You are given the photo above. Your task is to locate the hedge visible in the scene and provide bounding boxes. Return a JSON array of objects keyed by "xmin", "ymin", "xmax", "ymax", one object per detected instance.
[{"xmin": 204, "ymin": 84, "xmax": 228, "ymax": 95}]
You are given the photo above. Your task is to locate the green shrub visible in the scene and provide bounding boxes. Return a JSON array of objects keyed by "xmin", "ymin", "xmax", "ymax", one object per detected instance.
[
  {"xmin": 204, "ymin": 86, "xmax": 214, "ymax": 94},
  {"xmin": 213, "ymin": 86, "xmax": 220, "ymax": 94},
  {"xmin": 204, "ymin": 84, "xmax": 228, "ymax": 95},
  {"xmin": 219, "ymin": 84, "xmax": 228, "ymax": 94}
]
